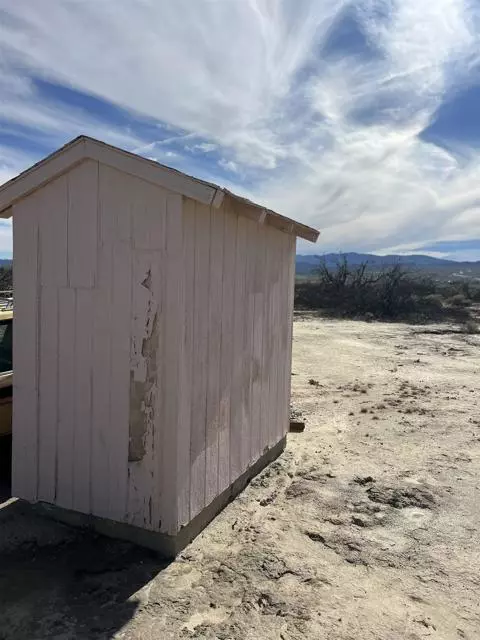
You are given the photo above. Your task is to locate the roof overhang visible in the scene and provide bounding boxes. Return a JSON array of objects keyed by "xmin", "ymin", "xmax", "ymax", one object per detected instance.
[{"xmin": 0, "ymin": 136, "xmax": 320, "ymax": 243}]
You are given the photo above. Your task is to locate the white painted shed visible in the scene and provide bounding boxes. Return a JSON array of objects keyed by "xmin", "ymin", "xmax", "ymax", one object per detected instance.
[{"xmin": 0, "ymin": 136, "xmax": 319, "ymax": 555}]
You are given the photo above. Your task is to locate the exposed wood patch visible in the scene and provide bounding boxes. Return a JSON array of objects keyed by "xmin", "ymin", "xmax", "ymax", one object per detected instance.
[
  {"xmin": 128, "ymin": 251, "xmax": 162, "ymax": 528},
  {"xmin": 129, "ymin": 305, "xmax": 159, "ymax": 462}
]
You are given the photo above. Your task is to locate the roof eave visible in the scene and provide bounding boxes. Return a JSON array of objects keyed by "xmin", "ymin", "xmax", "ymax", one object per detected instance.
[{"xmin": 0, "ymin": 135, "xmax": 320, "ymax": 242}]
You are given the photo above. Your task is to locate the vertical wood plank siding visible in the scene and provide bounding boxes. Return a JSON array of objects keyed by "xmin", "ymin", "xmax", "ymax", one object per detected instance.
[
  {"xmin": 174, "ymin": 198, "xmax": 294, "ymax": 531},
  {"xmin": 217, "ymin": 202, "xmax": 236, "ymax": 496},
  {"xmin": 12, "ymin": 163, "xmax": 296, "ymax": 537},
  {"xmin": 229, "ymin": 215, "xmax": 247, "ymax": 483},
  {"xmin": 205, "ymin": 206, "xmax": 224, "ymax": 506},
  {"xmin": 189, "ymin": 202, "xmax": 211, "ymax": 520},
  {"xmin": 161, "ymin": 193, "xmax": 184, "ymax": 534},
  {"xmin": 176, "ymin": 197, "xmax": 195, "ymax": 527},
  {"xmin": 12, "ymin": 191, "xmax": 40, "ymax": 501},
  {"xmin": 56, "ymin": 287, "xmax": 76, "ymax": 509}
]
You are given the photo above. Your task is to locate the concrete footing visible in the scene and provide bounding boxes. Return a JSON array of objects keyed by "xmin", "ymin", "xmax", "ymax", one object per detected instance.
[{"xmin": 32, "ymin": 435, "xmax": 287, "ymax": 558}]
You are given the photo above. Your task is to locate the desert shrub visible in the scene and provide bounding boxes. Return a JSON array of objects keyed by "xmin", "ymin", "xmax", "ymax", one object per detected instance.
[
  {"xmin": 458, "ymin": 280, "xmax": 480, "ymax": 302},
  {"xmin": 0, "ymin": 267, "xmax": 12, "ymax": 291},
  {"xmin": 439, "ymin": 280, "xmax": 480, "ymax": 303},
  {"xmin": 295, "ymin": 258, "xmax": 473, "ymax": 323},
  {"xmin": 462, "ymin": 320, "xmax": 480, "ymax": 334},
  {"xmin": 446, "ymin": 294, "xmax": 470, "ymax": 307},
  {"xmin": 469, "ymin": 286, "xmax": 480, "ymax": 302},
  {"xmin": 423, "ymin": 293, "xmax": 444, "ymax": 310}
]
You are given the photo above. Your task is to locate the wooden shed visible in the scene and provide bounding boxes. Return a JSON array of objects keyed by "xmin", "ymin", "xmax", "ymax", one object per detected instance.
[{"xmin": 0, "ymin": 136, "xmax": 319, "ymax": 555}]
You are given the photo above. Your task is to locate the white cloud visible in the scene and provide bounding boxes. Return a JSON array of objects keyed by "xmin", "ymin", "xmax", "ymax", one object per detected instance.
[
  {"xmin": 190, "ymin": 143, "xmax": 218, "ymax": 153},
  {"xmin": 218, "ymin": 158, "xmax": 240, "ymax": 174},
  {"xmin": 0, "ymin": 0, "xmax": 479, "ymax": 255},
  {"xmin": 0, "ymin": 143, "xmax": 37, "ymax": 187}
]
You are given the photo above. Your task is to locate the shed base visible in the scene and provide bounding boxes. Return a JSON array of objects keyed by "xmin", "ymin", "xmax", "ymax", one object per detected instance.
[{"xmin": 32, "ymin": 435, "xmax": 286, "ymax": 558}]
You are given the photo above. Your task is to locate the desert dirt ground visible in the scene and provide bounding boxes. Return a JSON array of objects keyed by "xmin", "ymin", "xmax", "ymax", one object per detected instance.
[{"xmin": 1, "ymin": 315, "xmax": 479, "ymax": 640}]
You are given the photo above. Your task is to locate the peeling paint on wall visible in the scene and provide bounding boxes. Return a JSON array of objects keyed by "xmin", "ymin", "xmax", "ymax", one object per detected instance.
[{"xmin": 129, "ymin": 264, "xmax": 159, "ymax": 462}]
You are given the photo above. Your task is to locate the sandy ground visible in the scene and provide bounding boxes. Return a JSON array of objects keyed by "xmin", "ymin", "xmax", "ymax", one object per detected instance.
[{"xmin": 0, "ymin": 316, "xmax": 479, "ymax": 640}]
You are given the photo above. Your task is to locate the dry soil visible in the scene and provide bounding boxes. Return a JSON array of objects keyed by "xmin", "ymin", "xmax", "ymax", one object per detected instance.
[{"xmin": 0, "ymin": 315, "xmax": 479, "ymax": 640}]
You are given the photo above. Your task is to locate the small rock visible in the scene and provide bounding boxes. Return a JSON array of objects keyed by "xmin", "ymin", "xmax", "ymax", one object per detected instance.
[
  {"xmin": 351, "ymin": 515, "xmax": 369, "ymax": 528},
  {"xmin": 367, "ymin": 485, "xmax": 435, "ymax": 509},
  {"xmin": 353, "ymin": 475, "xmax": 375, "ymax": 486},
  {"xmin": 305, "ymin": 531, "xmax": 327, "ymax": 544}
]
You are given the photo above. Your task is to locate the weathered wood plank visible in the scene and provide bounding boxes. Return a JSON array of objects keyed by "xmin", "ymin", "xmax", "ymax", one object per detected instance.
[
  {"xmin": 12, "ymin": 197, "xmax": 39, "ymax": 393},
  {"xmin": 11, "ymin": 197, "xmax": 39, "ymax": 501},
  {"xmin": 260, "ymin": 231, "xmax": 273, "ymax": 454},
  {"xmin": 56, "ymin": 287, "xmax": 76, "ymax": 510},
  {"xmin": 242, "ymin": 218, "xmax": 256, "ymax": 471},
  {"xmin": 270, "ymin": 233, "xmax": 281, "ymax": 446},
  {"xmin": 91, "ymin": 280, "xmax": 112, "ymax": 518},
  {"xmin": 11, "ymin": 389, "xmax": 38, "ymax": 501},
  {"xmin": 39, "ymin": 176, "xmax": 68, "ymax": 288},
  {"xmin": 0, "ymin": 137, "xmax": 86, "ymax": 215},
  {"xmin": 250, "ymin": 224, "xmax": 266, "ymax": 463},
  {"xmin": 91, "ymin": 164, "xmax": 132, "ymax": 522},
  {"xmin": 276, "ymin": 233, "xmax": 288, "ymax": 443},
  {"xmin": 283, "ymin": 234, "xmax": 296, "ymax": 437},
  {"xmin": 36, "ymin": 176, "xmax": 67, "ymax": 501},
  {"xmin": 205, "ymin": 205, "xmax": 224, "ymax": 505},
  {"xmin": 190, "ymin": 201, "xmax": 210, "ymax": 519},
  {"xmin": 98, "ymin": 165, "xmax": 120, "ymax": 287},
  {"xmin": 37, "ymin": 286, "xmax": 58, "ymax": 503},
  {"xmin": 230, "ymin": 215, "xmax": 247, "ymax": 482},
  {"xmin": 131, "ymin": 179, "xmax": 167, "ymax": 251},
  {"xmin": 67, "ymin": 160, "xmax": 98, "ymax": 288},
  {"xmin": 90, "ymin": 167, "xmax": 115, "ymax": 518},
  {"xmin": 108, "ymin": 241, "xmax": 131, "ymax": 522},
  {"xmin": 72, "ymin": 289, "xmax": 94, "ymax": 514},
  {"xmin": 85, "ymin": 138, "xmax": 217, "ymax": 207},
  {"xmin": 177, "ymin": 197, "xmax": 195, "ymax": 527},
  {"xmin": 127, "ymin": 251, "xmax": 161, "ymax": 529},
  {"xmin": 217, "ymin": 203, "xmax": 236, "ymax": 494},
  {"xmin": 274, "ymin": 232, "xmax": 287, "ymax": 444},
  {"xmin": 162, "ymin": 193, "xmax": 183, "ymax": 533},
  {"xmin": 126, "ymin": 175, "xmax": 167, "ymax": 530},
  {"xmin": 270, "ymin": 230, "xmax": 284, "ymax": 447}
]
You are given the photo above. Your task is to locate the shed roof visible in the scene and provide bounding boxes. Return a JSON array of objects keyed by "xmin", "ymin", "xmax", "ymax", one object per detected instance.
[{"xmin": 0, "ymin": 135, "xmax": 319, "ymax": 242}]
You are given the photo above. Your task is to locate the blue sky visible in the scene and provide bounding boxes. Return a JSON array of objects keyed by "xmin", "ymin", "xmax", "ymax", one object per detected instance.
[{"xmin": 0, "ymin": 0, "xmax": 479, "ymax": 259}]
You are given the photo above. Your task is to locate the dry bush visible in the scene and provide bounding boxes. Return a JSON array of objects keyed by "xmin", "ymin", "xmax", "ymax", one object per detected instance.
[
  {"xmin": 295, "ymin": 258, "xmax": 473, "ymax": 324},
  {"xmin": 446, "ymin": 294, "xmax": 470, "ymax": 308},
  {"xmin": 0, "ymin": 267, "xmax": 12, "ymax": 291},
  {"xmin": 462, "ymin": 320, "xmax": 480, "ymax": 335}
]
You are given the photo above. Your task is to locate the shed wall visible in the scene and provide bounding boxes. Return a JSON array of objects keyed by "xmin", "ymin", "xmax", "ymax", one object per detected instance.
[
  {"xmin": 175, "ymin": 195, "xmax": 295, "ymax": 531},
  {"xmin": 12, "ymin": 160, "xmax": 295, "ymax": 537}
]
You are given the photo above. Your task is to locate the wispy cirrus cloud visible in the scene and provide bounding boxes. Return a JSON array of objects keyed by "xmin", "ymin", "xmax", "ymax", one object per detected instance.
[{"xmin": 0, "ymin": 0, "xmax": 479, "ymax": 258}]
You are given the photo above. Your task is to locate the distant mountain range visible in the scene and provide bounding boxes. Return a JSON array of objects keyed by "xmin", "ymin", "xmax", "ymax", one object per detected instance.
[
  {"xmin": 0, "ymin": 253, "xmax": 478, "ymax": 276},
  {"xmin": 296, "ymin": 252, "xmax": 480, "ymax": 275}
]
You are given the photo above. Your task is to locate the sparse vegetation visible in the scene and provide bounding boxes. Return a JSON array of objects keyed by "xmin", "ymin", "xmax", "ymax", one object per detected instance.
[
  {"xmin": 446, "ymin": 293, "xmax": 469, "ymax": 307},
  {"xmin": 0, "ymin": 266, "xmax": 12, "ymax": 292},
  {"xmin": 295, "ymin": 257, "xmax": 479, "ymax": 324},
  {"xmin": 462, "ymin": 320, "xmax": 480, "ymax": 335}
]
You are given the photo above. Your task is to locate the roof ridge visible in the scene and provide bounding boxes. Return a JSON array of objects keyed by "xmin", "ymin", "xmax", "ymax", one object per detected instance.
[{"xmin": 0, "ymin": 136, "xmax": 319, "ymax": 242}]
